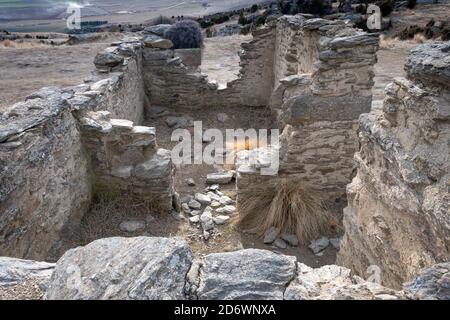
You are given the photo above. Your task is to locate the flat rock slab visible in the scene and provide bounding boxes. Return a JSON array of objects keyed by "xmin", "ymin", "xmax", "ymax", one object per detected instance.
[
  {"xmin": 196, "ymin": 249, "xmax": 296, "ymax": 300},
  {"xmin": 45, "ymin": 237, "xmax": 193, "ymax": 300},
  {"xmin": 206, "ymin": 172, "xmax": 233, "ymax": 185}
]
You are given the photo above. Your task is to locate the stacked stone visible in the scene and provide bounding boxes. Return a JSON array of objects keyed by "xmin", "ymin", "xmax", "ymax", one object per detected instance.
[
  {"xmin": 0, "ymin": 87, "xmax": 91, "ymax": 261},
  {"xmin": 337, "ymin": 42, "xmax": 450, "ymax": 289},
  {"xmin": 79, "ymin": 111, "xmax": 174, "ymax": 212}
]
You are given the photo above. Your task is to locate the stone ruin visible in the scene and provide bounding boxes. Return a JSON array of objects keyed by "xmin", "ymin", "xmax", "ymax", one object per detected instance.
[{"xmin": 0, "ymin": 14, "xmax": 449, "ymax": 298}]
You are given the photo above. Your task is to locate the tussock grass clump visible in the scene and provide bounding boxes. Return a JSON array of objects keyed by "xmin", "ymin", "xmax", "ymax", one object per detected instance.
[{"xmin": 238, "ymin": 178, "xmax": 335, "ymax": 244}]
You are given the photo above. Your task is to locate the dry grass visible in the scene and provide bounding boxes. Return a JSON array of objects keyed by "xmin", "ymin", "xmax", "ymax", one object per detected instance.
[
  {"xmin": 238, "ymin": 178, "xmax": 336, "ymax": 244},
  {"xmin": 0, "ymin": 40, "xmax": 50, "ymax": 49}
]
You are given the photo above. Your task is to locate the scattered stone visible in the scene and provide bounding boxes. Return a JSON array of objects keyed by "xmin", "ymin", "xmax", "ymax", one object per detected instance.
[
  {"xmin": 189, "ymin": 215, "xmax": 200, "ymax": 224},
  {"xmin": 188, "ymin": 200, "xmax": 201, "ymax": 210},
  {"xmin": 264, "ymin": 227, "xmax": 280, "ymax": 244},
  {"xmin": 217, "ymin": 113, "xmax": 229, "ymax": 123},
  {"xmin": 215, "ymin": 205, "xmax": 236, "ymax": 215},
  {"xmin": 190, "ymin": 210, "xmax": 201, "ymax": 217},
  {"xmin": 45, "ymin": 237, "xmax": 193, "ymax": 300},
  {"xmin": 172, "ymin": 212, "xmax": 186, "ymax": 221},
  {"xmin": 219, "ymin": 196, "xmax": 234, "ymax": 205},
  {"xmin": 200, "ymin": 211, "xmax": 214, "ymax": 231},
  {"xmin": 165, "ymin": 116, "xmax": 192, "ymax": 129},
  {"xmin": 213, "ymin": 215, "xmax": 230, "ymax": 225},
  {"xmin": 206, "ymin": 172, "xmax": 233, "ymax": 185},
  {"xmin": 181, "ymin": 203, "xmax": 191, "ymax": 214},
  {"xmin": 210, "ymin": 201, "xmax": 221, "ymax": 208},
  {"xmin": 281, "ymin": 234, "xmax": 299, "ymax": 247},
  {"xmin": 309, "ymin": 237, "xmax": 330, "ymax": 254},
  {"xmin": 329, "ymin": 237, "xmax": 341, "ymax": 250},
  {"xmin": 203, "ymin": 231, "xmax": 211, "ymax": 241},
  {"xmin": 208, "ymin": 184, "xmax": 220, "ymax": 191},
  {"xmin": 180, "ymin": 195, "xmax": 193, "ymax": 204},
  {"xmin": 206, "ymin": 191, "xmax": 221, "ymax": 202},
  {"xmin": 119, "ymin": 220, "xmax": 146, "ymax": 233},
  {"xmin": 274, "ymin": 238, "xmax": 287, "ymax": 249},
  {"xmin": 195, "ymin": 193, "xmax": 211, "ymax": 205},
  {"xmin": 186, "ymin": 178, "xmax": 196, "ymax": 186}
]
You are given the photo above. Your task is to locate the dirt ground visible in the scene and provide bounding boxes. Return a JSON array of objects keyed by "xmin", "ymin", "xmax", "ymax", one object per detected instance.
[{"xmin": 0, "ymin": 33, "xmax": 120, "ymax": 112}]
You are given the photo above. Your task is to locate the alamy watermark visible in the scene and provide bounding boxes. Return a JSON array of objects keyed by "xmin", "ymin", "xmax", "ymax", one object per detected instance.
[
  {"xmin": 66, "ymin": 4, "xmax": 81, "ymax": 30},
  {"xmin": 170, "ymin": 121, "xmax": 280, "ymax": 176}
]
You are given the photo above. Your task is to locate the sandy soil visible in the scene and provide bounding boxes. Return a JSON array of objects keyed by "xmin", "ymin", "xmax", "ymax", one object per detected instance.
[
  {"xmin": 0, "ymin": 33, "xmax": 120, "ymax": 112},
  {"xmin": 201, "ymin": 34, "xmax": 252, "ymax": 86}
]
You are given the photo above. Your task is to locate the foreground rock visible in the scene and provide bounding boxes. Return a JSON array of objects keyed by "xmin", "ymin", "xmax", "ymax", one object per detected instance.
[
  {"xmin": 191, "ymin": 249, "xmax": 297, "ymax": 300},
  {"xmin": 0, "ymin": 258, "xmax": 55, "ymax": 300},
  {"xmin": 338, "ymin": 42, "xmax": 450, "ymax": 288},
  {"xmin": 45, "ymin": 237, "xmax": 193, "ymax": 300},
  {"xmin": 2, "ymin": 237, "xmax": 449, "ymax": 300},
  {"xmin": 403, "ymin": 263, "xmax": 450, "ymax": 300},
  {"xmin": 285, "ymin": 264, "xmax": 405, "ymax": 300}
]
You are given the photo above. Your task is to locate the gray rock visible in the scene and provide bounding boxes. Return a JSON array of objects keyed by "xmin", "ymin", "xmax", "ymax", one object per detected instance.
[
  {"xmin": 119, "ymin": 220, "xmax": 146, "ymax": 233},
  {"xmin": 186, "ymin": 178, "xmax": 196, "ymax": 186},
  {"xmin": 329, "ymin": 237, "xmax": 341, "ymax": 250},
  {"xmin": 274, "ymin": 238, "xmax": 287, "ymax": 249},
  {"xmin": 189, "ymin": 215, "xmax": 200, "ymax": 224},
  {"xmin": 0, "ymin": 257, "xmax": 54, "ymax": 286},
  {"xmin": 206, "ymin": 191, "xmax": 221, "ymax": 202},
  {"xmin": 188, "ymin": 199, "xmax": 201, "ymax": 210},
  {"xmin": 281, "ymin": 233, "xmax": 299, "ymax": 247},
  {"xmin": 45, "ymin": 237, "xmax": 193, "ymax": 300},
  {"xmin": 208, "ymin": 184, "xmax": 220, "ymax": 191},
  {"xmin": 219, "ymin": 195, "xmax": 234, "ymax": 205},
  {"xmin": 210, "ymin": 201, "xmax": 221, "ymax": 208},
  {"xmin": 194, "ymin": 249, "xmax": 296, "ymax": 299},
  {"xmin": 264, "ymin": 227, "xmax": 280, "ymax": 244},
  {"xmin": 217, "ymin": 113, "xmax": 229, "ymax": 123},
  {"xmin": 309, "ymin": 237, "xmax": 330, "ymax": 254},
  {"xmin": 144, "ymin": 24, "xmax": 172, "ymax": 36},
  {"xmin": 200, "ymin": 210, "xmax": 214, "ymax": 231},
  {"xmin": 405, "ymin": 42, "xmax": 450, "ymax": 90},
  {"xmin": 165, "ymin": 116, "xmax": 193, "ymax": 129},
  {"xmin": 94, "ymin": 51, "xmax": 124, "ymax": 68},
  {"xmin": 181, "ymin": 203, "xmax": 191, "ymax": 214},
  {"xmin": 213, "ymin": 215, "xmax": 230, "ymax": 225},
  {"xmin": 403, "ymin": 263, "xmax": 450, "ymax": 300},
  {"xmin": 133, "ymin": 149, "xmax": 173, "ymax": 180},
  {"xmin": 195, "ymin": 193, "xmax": 211, "ymax": 205},
  {"xmin": 215, "ymin": 205, "xmax": 236, "ymax": 215},
  {"xmin": 206, "ymin": 172, "xmax": 233, "ymax": 184},
  {"xmin": 285, "ymin": 263, "xmax": 404, "ymax": 300},
  {"xmin": 190, "ymin": 210, "xmax": 201, "ymax": 217}
]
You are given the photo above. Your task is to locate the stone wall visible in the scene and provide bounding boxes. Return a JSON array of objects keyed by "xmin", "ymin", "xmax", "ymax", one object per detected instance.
[
  {"xmin": 0, "ymin": 87, "xmax": 91, "ymax": 261},
  {"xmin": 142, "ymin": 24, "xmax": 276, "ymax": 110},
  {"xmin": 0, "ymin": 36, "xmax": 176, "ymax": 260},
  {"xmin": 337, "ymin": 43, "xmax": 450, "ymax": 289},
  {"xmin": 238, "ymin": 16, "xmax": 379, "ymax": 202}
]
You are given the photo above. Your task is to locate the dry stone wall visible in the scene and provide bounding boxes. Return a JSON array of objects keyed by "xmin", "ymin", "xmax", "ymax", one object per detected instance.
[
  {"xmin": 238, "ymin": 16, "xmax": 379, "ymax": 202},
  {"xmin": 337, "ymin": 43, "xmax": 450, "ymax": 289}
]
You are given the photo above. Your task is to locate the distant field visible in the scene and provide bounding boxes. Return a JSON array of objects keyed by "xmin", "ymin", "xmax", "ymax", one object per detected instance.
[{"xmin": 0, "ymin": 0, "xmax": 270, "ymax": 32}]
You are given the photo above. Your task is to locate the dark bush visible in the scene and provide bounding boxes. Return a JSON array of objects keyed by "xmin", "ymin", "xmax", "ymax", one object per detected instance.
[
  {"xmin": 164, "ymin": 20, "xmax": 203, "ymax": 49},
  {"xmin": 250, "ymin": 4, "xmax": 259, "ymax": 13},
  {"xmin": 378, "ymin": 0, "xmax": 394, "ymax": 17},
  {"xmin": 148, "ymin": 15, "xmax": 174, "ymax": 26},
  {"xmin": 238, "ymin": 12, "xmax": 248, "ymax": 25},
  {"xmin": 406, "ymin": 0, "xmax": 417, "ymax": 9}
]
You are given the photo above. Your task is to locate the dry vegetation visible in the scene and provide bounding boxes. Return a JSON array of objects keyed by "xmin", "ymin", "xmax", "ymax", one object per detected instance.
[{"xmin": 238, "ymin": 178, "xmax": 338, "ymax": 245}]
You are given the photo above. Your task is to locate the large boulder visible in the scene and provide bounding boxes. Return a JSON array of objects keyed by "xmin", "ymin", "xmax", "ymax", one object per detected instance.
[
  {"xmin": 0, "ymin": 257, "xmax": 55, "ymax": 300},
  {"xmin": 45, "ymin": 237, "xmax": 193, "ymax": 300},
  {"xmin": 285, "ymin": 264, "xmax": 405, "ymax": 300},
  {"xmin": 404, "ymin": 263, "xmax": 450, "ymax": 300},
  {"xmin": 191, "ymin": 249, "xmax": 297, "ymax": 300}
]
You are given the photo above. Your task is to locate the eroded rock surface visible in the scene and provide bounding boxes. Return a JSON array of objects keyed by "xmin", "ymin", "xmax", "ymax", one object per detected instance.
[
  {"xmin": 44, "ymin": 237, "xmax": 193, "ymax": 300},
  {"xmin": 338, "ymin": 42, "xmax": 450, "ymax": 288}
]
